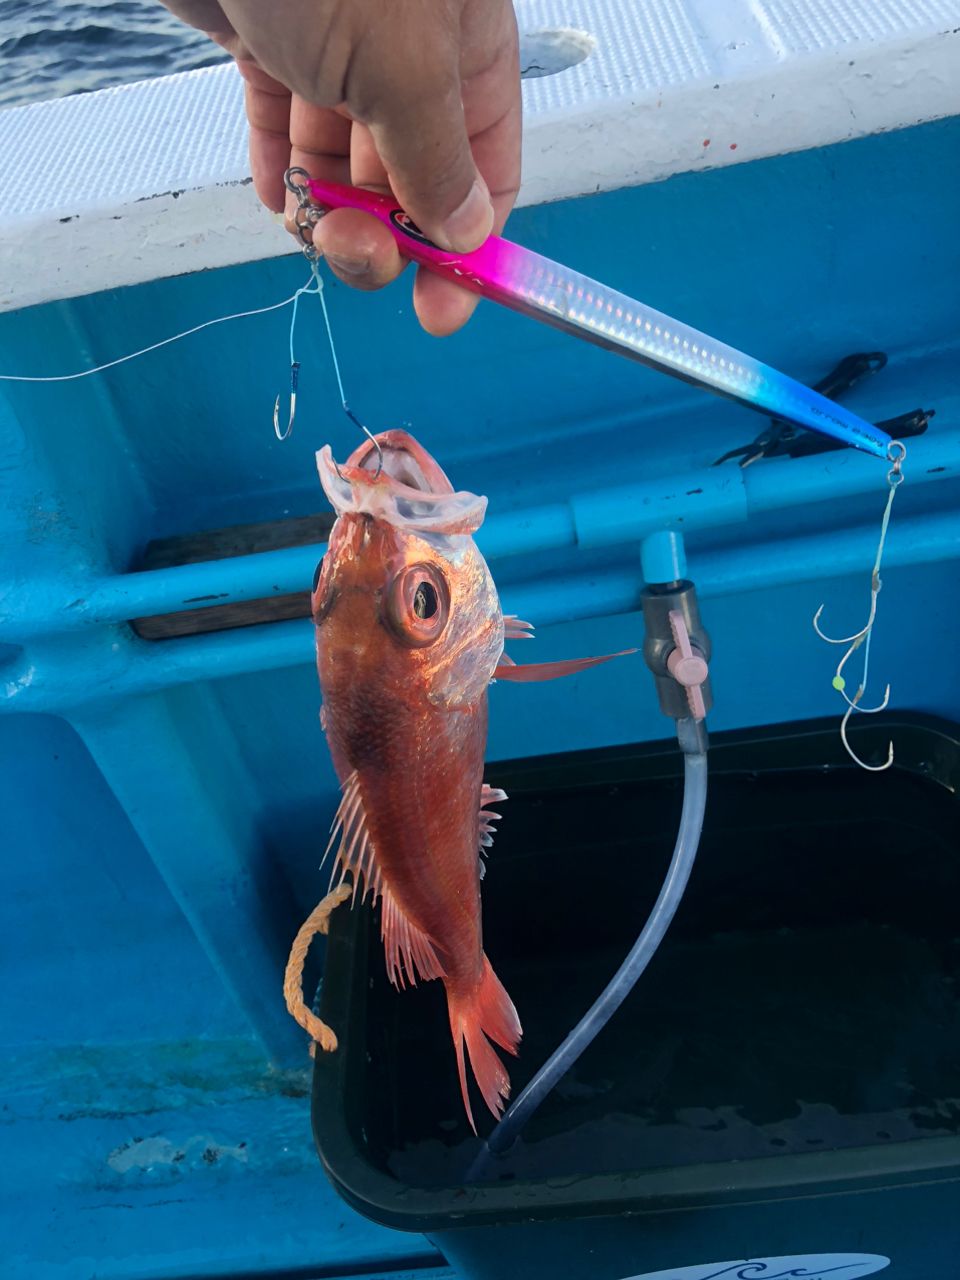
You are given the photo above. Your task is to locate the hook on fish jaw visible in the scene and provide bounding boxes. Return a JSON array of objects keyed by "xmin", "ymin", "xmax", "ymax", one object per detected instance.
[
  {"xmin": 321, "ymin": 415, "xmax": 385, "ymax": 486},
  {"xmin": 343, "ymin": 411, "xmax": 384, "ymax": 480}
]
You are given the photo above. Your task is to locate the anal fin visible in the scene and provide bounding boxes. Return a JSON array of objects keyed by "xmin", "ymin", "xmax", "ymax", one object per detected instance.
[{"xmin": 381, "ymin": 883, "xmax": 446, "ymax": 989}]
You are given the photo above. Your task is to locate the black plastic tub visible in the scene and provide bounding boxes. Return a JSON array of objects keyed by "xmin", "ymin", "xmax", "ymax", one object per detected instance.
[{"xmin": 312, "ymin": 715, "xmax": 960, "ymax": 1280}]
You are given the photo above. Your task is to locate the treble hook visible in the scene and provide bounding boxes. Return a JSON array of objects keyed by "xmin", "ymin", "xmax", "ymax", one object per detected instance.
[
  {"xmin": 814, "ymin": 440, "xmax": 905, "ymax": 772},
  {"xmin": 840, "ymin": 699, "xmax": 895, "ymax": 772},
  {"xmin": 814, "ymin": 441, "xmax": 905, "ymax": 647},
  {"xmin": 813, "ymin": 594, "xmax": 877, "ymax": 647},
  {"xmin": 274, "ymin": 360, "xmax": 300, "ymax": 441}
]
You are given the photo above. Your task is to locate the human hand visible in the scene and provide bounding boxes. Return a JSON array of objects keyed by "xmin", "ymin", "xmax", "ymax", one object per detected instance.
[{"xmin": 158, "ymin": 0, "xmax": 521, "ymax": 335}]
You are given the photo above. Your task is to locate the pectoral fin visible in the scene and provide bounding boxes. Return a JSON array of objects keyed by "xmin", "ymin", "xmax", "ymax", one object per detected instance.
[{"xmin": 492, "ymin": 649, "xmax": 636, "ymax": 682}]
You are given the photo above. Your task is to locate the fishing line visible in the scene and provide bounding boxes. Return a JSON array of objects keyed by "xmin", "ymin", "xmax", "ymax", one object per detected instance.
[
  {"xmin": 276, "ymin": 259, "xmax": 383, "ymax": 473},
  {"xmin": 0, "ymin": 284, "xmax": 315, "ymax": 383},
  {"xmin": 315, "ymin": 266, "xmax": 379, "ymax": 460},
  {"xmin": 272, "ymin": 273, "xmax": 317, "ymax": 440},
  {"xmin": 277, "ymin": 187, "xmax": 384, "ymax": 473},
  {"xmin": 813, "ymin": 439, "xmax": 906, "ymax": 771},
  {"xmin": 0, "ymin": 255, "xmax": 382, "ymax": 472}
]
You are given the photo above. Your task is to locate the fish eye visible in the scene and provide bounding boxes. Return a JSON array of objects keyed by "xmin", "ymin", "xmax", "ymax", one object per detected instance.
[
  {"xmin": 413, "ymin": 581, "xmax": 439, "ymax": 619},
  {"xmin": 384, "ymin": 563, "xmax": 450, "ymax": 648}
]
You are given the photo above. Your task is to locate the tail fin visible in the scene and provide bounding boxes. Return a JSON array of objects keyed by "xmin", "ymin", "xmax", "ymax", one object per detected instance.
[{"xmin": 446, "ymin": 955, "xmax": 522, "ymax": 1133}]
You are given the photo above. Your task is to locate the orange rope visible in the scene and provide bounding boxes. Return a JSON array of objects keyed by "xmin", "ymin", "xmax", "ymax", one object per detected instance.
[{"xmin": 283, "ymin": 883, "xmax": 352, "ymax": 1055}]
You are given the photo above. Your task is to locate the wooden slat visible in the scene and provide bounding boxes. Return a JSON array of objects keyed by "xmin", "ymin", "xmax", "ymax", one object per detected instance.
[
  {"xmin": 132, "ymin": 590, "xmax": 313, "ymax": 640},
  {"xmin": 130, "ymin": 512, "xmax": 333, "ymax": 640},
  {"xmin": 138, "ymin": 513, "xmax": 334, "ymax": 568}
]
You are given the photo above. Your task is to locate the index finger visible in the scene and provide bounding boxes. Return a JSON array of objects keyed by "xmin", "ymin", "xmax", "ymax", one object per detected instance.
[
  {"xmin": 237, "ymin": 61, "xmax": 302, "ymax": 212},
  {"xmin": 413, "ymin": 8, "xmax": 521, "ymax": 335},
  {"xmin": 287, "ymin": 99, "xmax": 406, "ymax": 289}
]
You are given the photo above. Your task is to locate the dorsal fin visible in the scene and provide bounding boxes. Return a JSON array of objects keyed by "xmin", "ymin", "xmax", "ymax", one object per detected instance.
[{"xmin": 325, "ymin": 772, "xmax": 446, "ymax": 989}]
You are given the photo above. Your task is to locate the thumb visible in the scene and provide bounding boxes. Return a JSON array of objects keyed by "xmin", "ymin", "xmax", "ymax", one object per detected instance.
[{"xmin": 365, "ymin": 74, "xmax": 494, "ymax": 254}]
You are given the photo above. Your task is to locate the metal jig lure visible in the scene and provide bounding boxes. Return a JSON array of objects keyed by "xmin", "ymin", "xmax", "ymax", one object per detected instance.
[{"xmin": 287, "ymin": 168, "xmax": 894, "ymax": 460}]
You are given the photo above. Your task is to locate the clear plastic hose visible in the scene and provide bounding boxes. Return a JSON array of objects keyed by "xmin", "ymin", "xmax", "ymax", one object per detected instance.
[{"xmin": 478, "ymin": 725, "xmax": 708, "ymax": 1162}]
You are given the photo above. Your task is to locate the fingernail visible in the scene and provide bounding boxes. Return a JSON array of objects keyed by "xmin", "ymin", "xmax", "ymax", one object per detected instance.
[
  {"xmin": 325, "ymin": 252, "xmax": 370, "ymax": 277},
  {"xmin": 439, "ymin": 180, "xmax": 494, "ymax": 253}
]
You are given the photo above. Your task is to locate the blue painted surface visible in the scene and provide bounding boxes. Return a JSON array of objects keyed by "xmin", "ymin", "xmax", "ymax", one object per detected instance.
[
  {"xmin": 0, "ymin": 118, "xmax": 958, "ymax": 1278},
  {"xmin": 641, "ymin": 530, "xmax": 688, "ymax": 585}
]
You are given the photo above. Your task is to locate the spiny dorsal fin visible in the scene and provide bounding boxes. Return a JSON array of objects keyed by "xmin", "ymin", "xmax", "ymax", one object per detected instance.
[{"xmin": 324, "ymin": 771, "xmax": 445, "ymax": 988}]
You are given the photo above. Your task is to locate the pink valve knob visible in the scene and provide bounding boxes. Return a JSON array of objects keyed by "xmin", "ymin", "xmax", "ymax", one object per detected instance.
[{"xmin": 667, "ymin": 610, "xmax": 708, "ymax": 721}]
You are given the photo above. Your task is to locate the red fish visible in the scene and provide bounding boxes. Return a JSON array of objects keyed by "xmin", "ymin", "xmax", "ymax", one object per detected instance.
[{"xmin": 312, "ymin": 430, "xmax": 630, "ymax": 1129}]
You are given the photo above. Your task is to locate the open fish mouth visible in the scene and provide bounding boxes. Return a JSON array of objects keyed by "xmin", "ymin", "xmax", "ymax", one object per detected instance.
[{"xmin": 317, "ymin": 430, "xmax": 488, "ymax": 536}]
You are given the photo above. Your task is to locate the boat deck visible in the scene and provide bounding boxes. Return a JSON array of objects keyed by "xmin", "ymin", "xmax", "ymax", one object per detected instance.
[{"xmin": 2, "ymin": 2, "xmax": 959, "ymax": 1277}]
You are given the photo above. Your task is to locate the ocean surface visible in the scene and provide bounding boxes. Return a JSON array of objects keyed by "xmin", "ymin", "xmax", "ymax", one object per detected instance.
[{"xmin": 0, "ymin": 0, "xmax": 230, "ymax": 111}]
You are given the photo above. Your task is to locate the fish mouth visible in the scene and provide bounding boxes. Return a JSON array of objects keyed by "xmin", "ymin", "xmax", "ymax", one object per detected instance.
[
  {"xmin": 317, "ymin": 430, "xmax": 487, "ymax": 536},
  {"xmin": 343, "ymin": 430, "xmax": 456, "ymax": 493}
]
